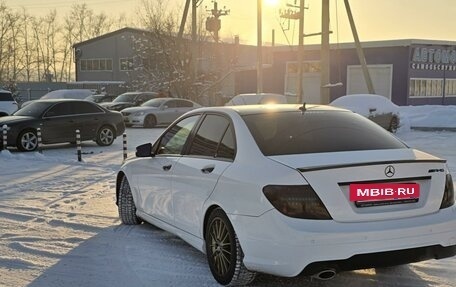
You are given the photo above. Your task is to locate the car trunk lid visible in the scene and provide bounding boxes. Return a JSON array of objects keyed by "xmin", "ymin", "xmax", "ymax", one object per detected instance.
[{"xmin": 268, "ymin": 149, "xmax": 447, "ymax": 222}]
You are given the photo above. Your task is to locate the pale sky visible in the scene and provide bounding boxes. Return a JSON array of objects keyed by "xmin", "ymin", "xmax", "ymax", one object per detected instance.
[{"xmin": 5, "ymin": 0, "xmax": 456, "ymax": 45}]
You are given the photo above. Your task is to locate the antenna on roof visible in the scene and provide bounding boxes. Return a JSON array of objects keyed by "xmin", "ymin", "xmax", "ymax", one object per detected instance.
[{"xmin": 299, "ymin": 102, "xmax": 307, "ymax": 113}]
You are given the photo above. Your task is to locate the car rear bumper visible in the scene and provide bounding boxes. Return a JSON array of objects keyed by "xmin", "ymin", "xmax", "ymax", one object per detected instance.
[
  {"xmin": 301, "ymin": 244, "xmax": 456, "ymax": 276},
  {"xmin": 229, "ymin": 206, "xmax": 456, "ymax": 277},
  {"xmin": 123, "ymin": 115, "xmax": 145, "ymax": 126}
]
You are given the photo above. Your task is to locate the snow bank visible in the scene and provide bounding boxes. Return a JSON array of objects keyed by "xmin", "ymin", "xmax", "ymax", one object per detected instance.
[{"xmin": 399, "ymin": 105, "xmax": 456, "ymax": 128}]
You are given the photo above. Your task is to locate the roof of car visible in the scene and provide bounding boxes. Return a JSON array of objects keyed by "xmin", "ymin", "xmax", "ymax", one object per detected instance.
[
  {"xmin": 193, "ymin": 104, "xmax": 349, "ymax": 116},
  {"xmin": 34, "ymin": 99, "xmax": 92, "ymax": 103},
  {"xmin": 120, "ymin": 91, "xmax": 158, "ymax": 95}
]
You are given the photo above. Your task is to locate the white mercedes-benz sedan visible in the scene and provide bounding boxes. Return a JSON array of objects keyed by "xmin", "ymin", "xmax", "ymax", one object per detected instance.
[{"xmin": 116, "ymin": 104, "xmax": 456, "ymax": 286}]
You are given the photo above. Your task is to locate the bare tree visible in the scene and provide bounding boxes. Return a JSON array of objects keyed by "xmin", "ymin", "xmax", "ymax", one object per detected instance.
[{"xmin": 129, "ymin": 0, "xmax": 213, "ymax": 100}]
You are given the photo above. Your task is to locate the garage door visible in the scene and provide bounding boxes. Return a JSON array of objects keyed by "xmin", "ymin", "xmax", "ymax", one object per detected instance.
[
  {"xmin": 347, "ymin": 64, "xmax": 393, "ymax": 99},
  {"xmin": 285, "ymin": 73, "xmax": 321, "ymax": 104}
]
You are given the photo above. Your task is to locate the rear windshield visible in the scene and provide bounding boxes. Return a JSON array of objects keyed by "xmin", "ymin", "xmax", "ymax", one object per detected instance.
[
  {"xmin": 242, "ymin": 110, "xmax": 406, "ymax": 156},
  {"xmin": 0, "ymin": 92, "xmax": 14, "ymax": 101}
]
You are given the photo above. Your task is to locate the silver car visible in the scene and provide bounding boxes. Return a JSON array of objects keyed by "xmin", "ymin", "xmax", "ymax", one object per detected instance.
[
  {"xmin": 330, "ymin": 94, "xmax": 400, "ymax": 133},
  {"xmin": 121, "ymin": 97, "xmax": 201, "ymax": 128}
]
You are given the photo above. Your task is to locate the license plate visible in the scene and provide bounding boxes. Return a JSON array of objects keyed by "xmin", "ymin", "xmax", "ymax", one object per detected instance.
[{"xmin": 349, "ymin": 183, "xmax": 420, "ymax": 207}]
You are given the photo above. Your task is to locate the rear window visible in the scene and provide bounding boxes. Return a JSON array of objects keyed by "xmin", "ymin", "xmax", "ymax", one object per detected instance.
[
  {"xmin": 242, "ymin": 110, "xmax": 406, "ymax": 156},
  {"xmin": 0, "ymin": 92, "xmax": 14, "ymax": 101}
]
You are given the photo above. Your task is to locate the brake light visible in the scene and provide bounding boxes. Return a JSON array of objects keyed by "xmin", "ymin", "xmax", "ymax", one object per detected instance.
[
  {"xmin": 440, "ymin": 173, "xmax": 455, "ymax": 209},
  {"xmin": 263, "ymin": 185, "xmax": 332, "ymax": 219}
]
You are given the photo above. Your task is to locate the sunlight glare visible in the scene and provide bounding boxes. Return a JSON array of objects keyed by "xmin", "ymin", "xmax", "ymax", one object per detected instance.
[{"xmin": 264, "ymin": 0, "xmax": 280, "ymax": 7}]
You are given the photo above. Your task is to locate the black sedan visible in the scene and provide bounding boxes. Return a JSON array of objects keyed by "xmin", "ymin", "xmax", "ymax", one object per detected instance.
[
  {"xmin": 0, "ymin": 99, "xmax": 125, "ymax": 151},
  {"xmin": 100, "ymin": 92, "xmax": 158, "ymax": 111}
]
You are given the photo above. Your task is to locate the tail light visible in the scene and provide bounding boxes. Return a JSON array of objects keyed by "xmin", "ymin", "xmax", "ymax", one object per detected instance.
[
  {"xmin": 440, "ymin": 173, "xmax": 455, "ymax": 209},
  {"xmin": 263, "ymin": 185, "xmax": 332, "ymax": 219}
]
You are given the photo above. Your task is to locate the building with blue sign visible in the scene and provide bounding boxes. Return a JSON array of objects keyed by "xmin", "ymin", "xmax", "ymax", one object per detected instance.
[
  {"xmin": 73, "ymin": 28, "xmax": 456, "ymax": 106},
  {"xmin": 235, "ymin": 39, "xmax": 456, "ymax": 106}
]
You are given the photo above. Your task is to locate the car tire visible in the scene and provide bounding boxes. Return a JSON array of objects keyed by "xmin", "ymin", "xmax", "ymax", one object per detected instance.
[
  {"xmin": 96, "ymin": 125, "xmax": 115, "ymax": 146},
  {"xmin": 389, "ymin": 116, "xmax": 399, "ymax": 133},
  {"xmin": 144, "ymin": 115, "xmax": 157, "ymax": 128},
  {"xmin": 17, "ymin": 129, "xmax": 38, "ymax": 152},
  {"xmin": 205, "ymin": 208, "xmax": 256, "ymax": 286},
  {"xmin": 118, "ymin": 176, "xmax": 142, "ymax": 225}
]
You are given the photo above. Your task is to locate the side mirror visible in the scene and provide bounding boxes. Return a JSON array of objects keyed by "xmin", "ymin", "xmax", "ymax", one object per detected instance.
[
  {"xmin": 135, "ymin": 143, "xmax": 154, "ymax": 157},
  {"xmin": 369, "ymin": 108, "xmax": 377, "ymax": 113}
]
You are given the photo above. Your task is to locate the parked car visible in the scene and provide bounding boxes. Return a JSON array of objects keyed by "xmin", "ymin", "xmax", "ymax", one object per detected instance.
[
  {"xmin": 100, "ymin": 92, "xmax": 158, "ymax": 111},
  {"xmin": 21, "ymin": 89, "xmax": 95, "ymax": 108},
  {"xmin": 116, "ymin": 104, "xmax": 455, "ymax": 285},
  {"xmin": 0, "ymin": 99, "xmax": 125, "ymax": 151},
  {"xmin": 121, "ymin": 97, "xmax": 201, "ymax": 128},
  {"xmin": 330, "ymin": 94, "xmax": 400, "ymax": 132},
  {"xmin": 0, "ymin": 89, "xmax": 18, "ymax": 117},
  {"xmin": 85, "ymin": 93, "xmax": 117, "ymax": 103},
  {"xmin": 225, "ymin": 93, "xmax": 288, "ymax": 106}
]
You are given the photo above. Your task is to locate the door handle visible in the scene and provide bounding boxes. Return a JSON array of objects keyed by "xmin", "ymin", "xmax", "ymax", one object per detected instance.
[
  {"xmin": 201, "ymin": 165, "xmax": 215, "ymax": 174},
  {"xmin": 162, "ymin": 164, "xmax": 172, "ymax": 171}
]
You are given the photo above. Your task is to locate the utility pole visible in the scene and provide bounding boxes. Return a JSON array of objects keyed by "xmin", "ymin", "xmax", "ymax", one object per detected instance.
[
  {"xmin": 297, "ymin": 0, "xmax": 305, "ymax": 103},
  {"xmin": 281, "ymin": 1, "xmax": 307, "ymax": 103},
  {"xmin": 206, "ymin": 1, "xmax": 229, "ymax": 43},
  {"xmin": 257, "ymin": 0, "xmax": 263, "ymax": 94},
  {"xmin": 192, "ymin": 0, "xmax": 198, "ymax": 78},
  {"xmin": 320, "ymin": 0, "xmax": 330, "ymax": 104},
  {"xmin": 344, "ymin": 0, "xmax": 375, "ymax": 94},
  {"xmin": 206, "ymin": 1, "xmax": 229, "ymax": 105},
  {"xmin": 178, "ymin": 0, "xmax": 191, "ymax": 40}
]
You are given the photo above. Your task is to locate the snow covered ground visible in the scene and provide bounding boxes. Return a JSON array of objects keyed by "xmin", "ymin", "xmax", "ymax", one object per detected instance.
[{"xmin": 1, "ymin": 107, "xmax": 456, "ymax": 287}]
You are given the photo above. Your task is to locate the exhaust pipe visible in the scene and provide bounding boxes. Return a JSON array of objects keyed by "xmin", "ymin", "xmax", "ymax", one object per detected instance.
[{"xmin": 311, "ymin": 269, "xmax": 337, "ymax": 281}]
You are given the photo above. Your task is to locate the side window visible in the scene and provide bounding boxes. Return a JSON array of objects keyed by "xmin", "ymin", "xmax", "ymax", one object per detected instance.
[
  {"xmin": 156, "ymin": 115, "xmax": 200, "ymax": 155},
  {"xmin": 44, "ymin": 102, "xmax": 73, "ymax": 117},
  {"xmin": 177, "ymin": 100, "xmax": 193, "ymax": 108},
  {"xmin": 217, "ymin": 125, "xmax": 235, "ymax": 160},
  {"xmin": 188, "ymin": 114, "xmax": 231, "ymax": 158},
  {"xmin": 136, "ymin": 95, "xmax": 146, "ymax": 104},
  {"xmin": 73, "ymin": 102, "xmax": 103, "ymax": 114},
  {"xmin": 0, "ymin": 92, "xmax": 14, "ymax": 101},
  {"xmin": 146, "ymin": 94, "xmax": 156, "ymax": 101},
  {"xmin": 166, "ymin": 100, "xmax": 177, "ymax": 108}
]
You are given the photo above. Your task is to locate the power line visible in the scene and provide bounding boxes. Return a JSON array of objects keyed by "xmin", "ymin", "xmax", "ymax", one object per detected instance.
[{"xmin": 5, "ymin": 0, "xmax": 137, "ymax": 10}]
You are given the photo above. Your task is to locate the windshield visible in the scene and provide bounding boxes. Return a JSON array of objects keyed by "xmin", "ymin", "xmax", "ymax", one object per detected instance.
[
  {"xmin": 242, "ymin": 110, "xmax": 406, "ymax": 156},
  {"xmin": 113, "ymin": 93, "xmax": 137, "ymax": 103},
  {"xmin": 85, "ymin": 95, "xmax": 100, "ymax": 102},
  {"xmin": 14, "ymin": 102, "xmax": 51, "ymax": 117},
  {"xmin": 142, "ymin": 98, "xmax": 167, "ymax": 107}
]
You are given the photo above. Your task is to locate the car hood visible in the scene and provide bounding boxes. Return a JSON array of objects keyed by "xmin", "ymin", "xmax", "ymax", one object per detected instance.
[
  {"xmin": 121, "ymin": 106, "xmax": 158, "ymax": 113},
  {"xmin": 0, "ymin": 115, "xmax": 35, "ymax": 126},
  {"xmin": 101, "ymin": 102, "xmax": 134, "ymax": 111},
  {"xmin": 100, "ymin": 101, "xmax": 131, "ymax": 107},
  {"xmin": 267, "ymin": 148, "xmax": 442, "ymax": 171}
]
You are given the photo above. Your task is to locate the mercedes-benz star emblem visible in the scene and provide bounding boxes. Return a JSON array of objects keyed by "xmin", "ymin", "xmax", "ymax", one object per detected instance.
[{"xmin": 385, "ymin": 165, "xmax": 395, "ymax": 177}]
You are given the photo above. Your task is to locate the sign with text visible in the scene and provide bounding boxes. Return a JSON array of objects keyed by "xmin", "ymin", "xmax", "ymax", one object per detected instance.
[{"xmin": 350, "ymin": 183, "xmax": 420, "ymax": 202}]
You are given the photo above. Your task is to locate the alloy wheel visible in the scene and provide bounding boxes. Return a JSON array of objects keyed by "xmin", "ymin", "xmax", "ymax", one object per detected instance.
[
  {"xmin": 21, "ymin": 132, "xmax": 38, "ymax": 151},
  {"xmin": 208, "ymin": 217, "xmax": 233, "ymax": 277},
  {"xmin": 99, "ymin": 128, "xmax": 114, "ymax": 145}
]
